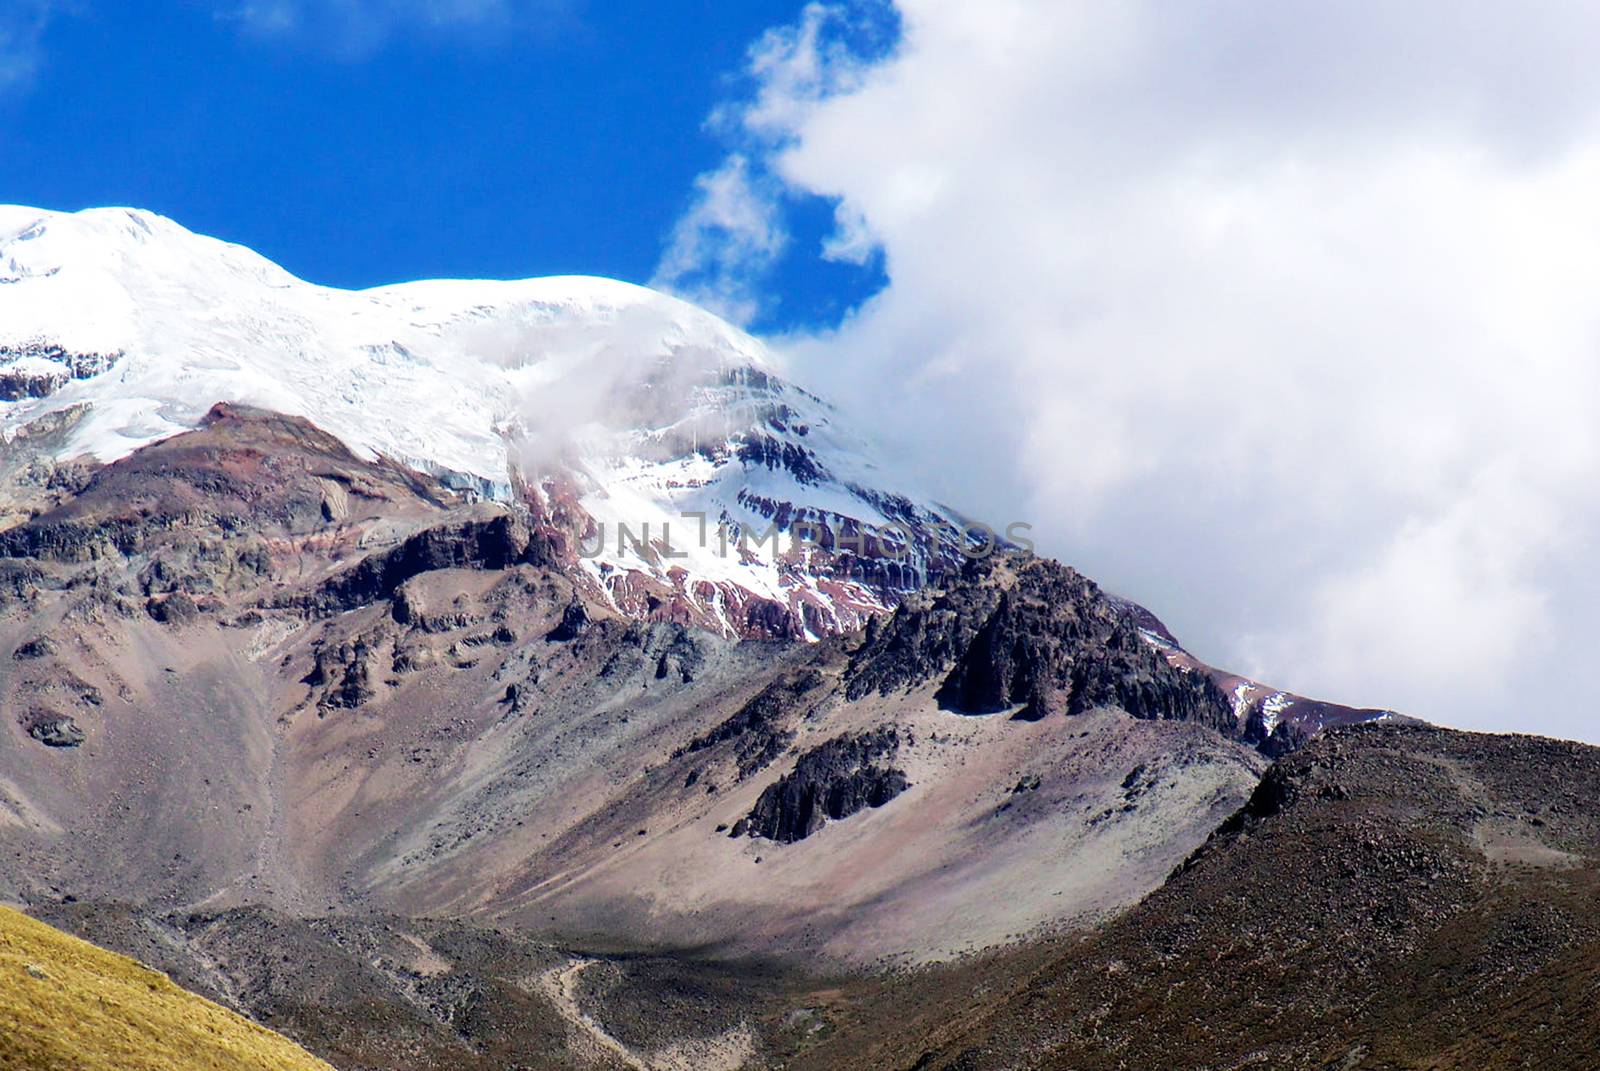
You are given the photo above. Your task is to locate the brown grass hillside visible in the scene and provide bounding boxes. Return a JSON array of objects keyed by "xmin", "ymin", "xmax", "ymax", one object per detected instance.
[{"xmin": 0, "ymin": 905, "xmax": 333, "ymax": 1071}]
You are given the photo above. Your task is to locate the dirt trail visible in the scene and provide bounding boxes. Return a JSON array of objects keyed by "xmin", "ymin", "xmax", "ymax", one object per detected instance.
[
  {"xmin": 533, "ymin": 958, "xmax": 755, "ymax": 1071},
  {"xmin": 1422, "ymin": 753, "xmax": 1584, "ymax": 871}
]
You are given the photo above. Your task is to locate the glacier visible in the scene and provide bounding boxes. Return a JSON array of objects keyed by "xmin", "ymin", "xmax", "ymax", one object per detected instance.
[{"xmin": 0, "ymin": 205, "xmax": 969, "ymax": 636}]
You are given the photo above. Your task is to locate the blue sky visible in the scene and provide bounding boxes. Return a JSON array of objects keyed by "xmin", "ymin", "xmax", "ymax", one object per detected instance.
[{"xmin": 0, "ymin": 0, "xmax": 883, "ymax": 330}]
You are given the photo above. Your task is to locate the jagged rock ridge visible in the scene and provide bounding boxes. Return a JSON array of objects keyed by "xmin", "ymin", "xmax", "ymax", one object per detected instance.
[{"xmin": 733, "ymin": 727, "xmax": 911, "ymax": 843}]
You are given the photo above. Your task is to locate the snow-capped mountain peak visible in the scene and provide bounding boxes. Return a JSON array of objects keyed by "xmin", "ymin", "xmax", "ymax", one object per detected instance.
[{"xmin": 0, "ymin": 206, "xmax": 968, "ymax": 637}]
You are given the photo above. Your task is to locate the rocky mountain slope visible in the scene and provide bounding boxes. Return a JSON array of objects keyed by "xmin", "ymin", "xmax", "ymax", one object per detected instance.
[
  {"xmin": 0, "ymin": 404, "xmax": 1290, "ymax": 967},
  {"xmin": 0, "ymin": 413, "xmax": 1580, "ymax": 1069},
  {"xmin": 17, "ymin": 724, "xmax": 1599, "ymax": 1071},
  {"xmin": 0, "ymin": 204, "xmax": 1502, "ymax": 1070},
  {"xmin": 781, "ymin": 722, "xmax": 1600, "ymax": 1070}
]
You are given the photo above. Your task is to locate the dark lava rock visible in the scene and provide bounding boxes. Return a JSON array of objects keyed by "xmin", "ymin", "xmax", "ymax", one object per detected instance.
[
  {"xmin": 735, "ymin": 431, "xmax": 826, "ymax": 485},
  {"xmin": 0, "ymin": 515, "xmax": 145, "ymax": 563},
  {"xmin": 734, "ymin": 728, "xmax": 909, "ymax": 844},
  {"xmin": 25, "ymin": 711, "xmax": 85, "ymax": 748},
  {"xmin": 0, "ymin": 343, "xmax": 121, "ymax": 401},
  {"xmin": 846, "ymin": 555, "xmax": 1232, "ymax": 729},
  {"xmin": 309, "ymin": 514, "xmax": 550, "ymax": 615},
  {"xmin": 501, "ymin": 680, "xmax": 538, "ymax": 716},
  {"xmin": 146, "ymin": 591, "xmax": 199, "ymax": 624},
  {"xmin": 12, "ymin": 636, "xmax": 56, "ymax": 660},
  {"xmin": 645, "ymin": 624, "xmax": 704, "ymax": 684},
  {"xmin": 679, "ymin": 669, "xmax": 826, "ymax": 780},
  {"xmin": 0, "ymin": 562, "xmax": 48, "ymax": 610},
  {"xmin": 304, "ymin": 636, "xmax": 380, "ymax": 710},
  {"xmin": 546, "ymin": 598, "xmax": 590, "ymax": 642}
]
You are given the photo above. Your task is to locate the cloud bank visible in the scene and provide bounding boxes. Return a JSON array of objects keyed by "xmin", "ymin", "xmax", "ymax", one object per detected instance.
[{"xmin": 664, "ymin": 0, "xmax": 1600, "ymax": 743}]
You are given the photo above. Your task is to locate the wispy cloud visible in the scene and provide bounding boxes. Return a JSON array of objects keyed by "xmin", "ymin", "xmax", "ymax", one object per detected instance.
[
  {"xmin": 0, "ymin": 1, "xmax": 65, "ymax": 95},
  {"xmin": 650, "ymin": 2, "xmax": 894, "ymax": 324},
  {"xmin": 650, "ymin": 154, "xmax": 787, "ymax": 326},
  {"xmin": 724, "ymin": 1, "xmax": 886, "ymax": 141},
  {"xmin": 220, "ymin": 0, "xmax": 578, "ymax": 55},
  {"xmin": 671, "ymin": 0, "xmax": 1600, "ymax": 744}
]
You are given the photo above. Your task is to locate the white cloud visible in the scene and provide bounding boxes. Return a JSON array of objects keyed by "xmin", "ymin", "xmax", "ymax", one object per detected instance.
[
  {"xmin": 684, "ymin": 0, "xmax": 1600, "ymax": 743},
  {"xmin": 651, "ymin": 154, "xmax": 788, "ymax": 326},
  {"xmin": 729, "ymin": 2, "xmax": 882, "ymax": 141},
  {"xmin": 651, "ymin": 3, "xmax": 894, "ymax": 324}
]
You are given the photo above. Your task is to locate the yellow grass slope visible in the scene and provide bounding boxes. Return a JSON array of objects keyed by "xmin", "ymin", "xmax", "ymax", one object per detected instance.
[{"xmin": 0, "ymin": 905, "xmax": 334, "ymax": 1071}]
